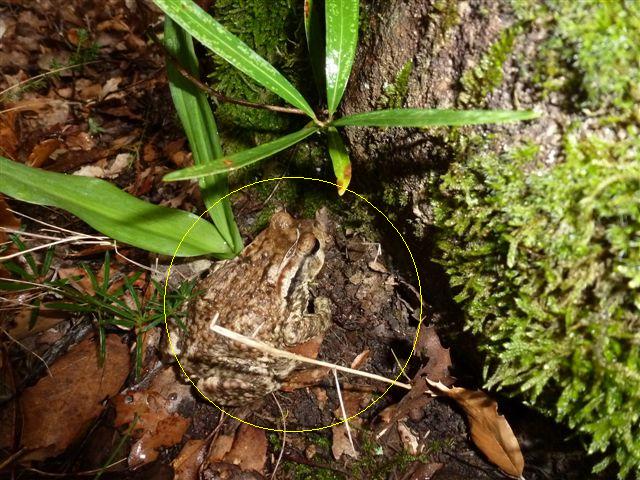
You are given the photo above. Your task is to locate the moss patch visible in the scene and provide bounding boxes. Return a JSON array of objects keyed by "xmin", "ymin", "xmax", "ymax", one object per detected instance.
[{"xmin": 431, "ymin": 1, "xmax": 640, "ymax": 476}]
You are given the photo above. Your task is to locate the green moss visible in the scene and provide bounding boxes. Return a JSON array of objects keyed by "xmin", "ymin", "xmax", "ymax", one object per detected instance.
[
  {"xmin": 436, "ymin": 132, "xmax": 640, "ymax": 476},
  {"xmin": 458, "ymin": 26, "xmax": 518, "ymax": 107},
  {"xmin": 284, "ymin": 461, "xmax": 344, "ymax": 480},
  {"xmin": 379, "ymin": 61, "xmax": 414, "ymax": 109},
  {"xmin": 207, "ymin": 0, "xmax": 311, "ymax": 134},
  {"xmin": 430, "ymin": 1, "xmax": 640, "ymax": 476}
]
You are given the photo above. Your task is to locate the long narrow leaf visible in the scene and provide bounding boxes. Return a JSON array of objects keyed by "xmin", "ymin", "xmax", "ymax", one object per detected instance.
[
  {"xmin": 164, "ymin": 17, "xmax": 242, "ymax": 254},
  {"xmin": 163, "ymin": 126, "xmax": 320, "ymax": 181},
  {"xmin": 327, "ymin": 127, "xmax": 351, "ymax": 195},
  {"xmin": 304, "ymin": 0, "xmax": 325, "ymax": 96},
  {"xmin": 333, "ymin": 108, "xmax": 540, "ymax": 127},
  {"xmin": 0, "ymin": 157, "xmax": 233, "ymax": 258},
  {"xmin": 325, "ymin": 0, "xmax": 359, "ymax": 115},
  {"xmin": 154, "ymin": 0, "xmax": 315, "ymax": 118}
]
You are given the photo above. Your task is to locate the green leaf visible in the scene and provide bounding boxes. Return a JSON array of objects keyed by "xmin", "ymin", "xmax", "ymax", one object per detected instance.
[
  {"xmin": 304, "ymin": 0, "xmax": 325, "ymax": 95},
  {"xmin": 327, "ymin": 127, "xmax": 351, "ymax": 195},
  {"xmin": 163, "ymin": 126, "xmax": 320, "ymax": 181},
  {"xmin": 325, "ymin": 0, "xmax": 359, "ymax": 115},
  {"xmin": 164, "ymin": 17, "xmax": 242, "ymax": 254},
  {"xmin": 153, "ymin": 0, "xmax": 315, "ymax": 118},
  {"xmin": 332, "ymin": 108, "xmax": 540, "ymax": 127},
  {"xmin": 0, "ymin": 157, "xmax": 233, "ymax": 258}
]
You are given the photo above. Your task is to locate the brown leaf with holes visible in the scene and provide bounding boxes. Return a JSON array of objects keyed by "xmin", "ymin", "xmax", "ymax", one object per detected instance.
[
  {"xmin": 19, "ymin": 335, "xmax": 130, "ymax": 461},
  {"xmin": 427, "ymin": 380, "xmax": 524, "ymax": 478},
  {"xmin": 113, "ymin": 368, "xmax": 192, "ymax": 468}
]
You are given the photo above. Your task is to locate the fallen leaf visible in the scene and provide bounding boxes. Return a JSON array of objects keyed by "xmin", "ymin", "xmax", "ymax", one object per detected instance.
[
  {"xmin": 427, "ymin": 380, "xmax": 524, "ymax": 478},
  {"xmin": 208, "ymin": 434, "xmax": 234, "ymax": 462},
  {"xmin": 0, "ymin": 196, "xmax": 20, "ymax": 244},
  {"xmin": 416, "ymin": 326, "xmax": 453, "ymax": 384},
  {"xmin": 20, "ymin": 335, "xmax": 130, "ymax": 461},
  {"xmin": 172, "ymin": 439, "xmax": 206, "ymax": 480},
  {"xmin": 27, "ymin": 138, "xmax": 62, "ymax": 167},
  {"xmin": 221, "ymin": 424, "xmax": 267, "ymax": 474},
  {"xmin": 113, "ymin": 367, "xmax": 192, "ymax": 467},
  {"xmin": 0, "ymin": 110, "xmax": 19, "ymax": 158},
  {"xmin": 10, "ymin": 306, "xmax": 68, "ymax": 340}
]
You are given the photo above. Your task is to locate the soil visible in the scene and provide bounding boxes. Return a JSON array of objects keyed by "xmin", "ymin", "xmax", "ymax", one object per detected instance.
[{"xmin": 0, "ymin": 0, "xmax": 602, "ymax": 479}]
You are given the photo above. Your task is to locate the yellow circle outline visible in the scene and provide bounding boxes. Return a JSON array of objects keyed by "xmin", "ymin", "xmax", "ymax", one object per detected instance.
[{"xmin": 163, "ymin": 176, "xmax": 423, "ymax": 433}]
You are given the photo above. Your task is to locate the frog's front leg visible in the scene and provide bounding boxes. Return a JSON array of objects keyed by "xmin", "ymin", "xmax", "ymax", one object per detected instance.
[{"xmin": 282, "ymin": 296, "xmax": 332, "ymax": 346}]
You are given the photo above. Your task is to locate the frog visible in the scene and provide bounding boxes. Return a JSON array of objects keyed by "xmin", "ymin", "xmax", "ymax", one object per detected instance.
[{"xmin": 166, "ymin": 210, "xmax": 332, "ymax": 406}]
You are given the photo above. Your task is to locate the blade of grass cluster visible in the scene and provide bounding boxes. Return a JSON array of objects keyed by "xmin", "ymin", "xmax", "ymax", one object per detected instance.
[
  {"xmin": 325, "ymin": 0, "xmax": 359, "ymax": 115},
  {"xmin": 164, "ymin": 17, "xmax": 242, "ymax": 254},
  {"xmin": 333, "ymin": 108, "xmax": 540, "ymax": 127},
  {"xmin": 163, "ymin": 126, "xmax": 320, "ymax": 181},
  {"xmin": 326, "ymin": 127, "xmax": 351, "ymax": 195},
  {"xmin": 154, "ymin": 0, "xmax": 315, "ymax": 119},
  {"xmin": 304, "ymin": 0, "xmax": 325, "ymax": 95},
  {"xmin": 0, "ymin": 157, "xmax": 234, "ymax": 258}
]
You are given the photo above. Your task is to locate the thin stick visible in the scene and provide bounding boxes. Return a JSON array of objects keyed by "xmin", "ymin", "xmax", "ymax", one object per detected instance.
[
  {"xmin": 270, "ymin": 393, "xmax": 287, "ymax": 480},
  {"xmin": 210, "ymin": 325, "xmax": 412, "ymax": 390},
  {"xmin": 333, "ymin": 369, "xmax": 356, "ymax": 456},
  {"xmin": 148, "ymin": 30, "xmax": 308, "ymax": 117}
]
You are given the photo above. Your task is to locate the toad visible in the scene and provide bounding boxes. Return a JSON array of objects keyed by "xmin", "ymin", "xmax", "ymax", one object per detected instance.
[{"xmin": 167, "ymin": 210, "xmax": 332, "ymax": 406}]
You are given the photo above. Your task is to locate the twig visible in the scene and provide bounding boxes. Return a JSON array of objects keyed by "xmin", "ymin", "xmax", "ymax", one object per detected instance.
[
  {"xmin": 210, "ymin": 325, "xmax": 412, "ymax": 390},
  {"xmin": 148, "ymin": 30, "xmax": 308, "ymax": 117},
  {"xmin": 333, "ymin": 369, "xmax": 356, "ymax": 456},
  {"xmin": 270, "ymin": 393, "xmax": 287, "ymax": 480}
]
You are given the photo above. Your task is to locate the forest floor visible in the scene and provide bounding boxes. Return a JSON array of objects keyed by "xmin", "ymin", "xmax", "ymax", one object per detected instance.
[{"xmin": 0, "ymin": 1, "xmax": 599, "ymax": 479}]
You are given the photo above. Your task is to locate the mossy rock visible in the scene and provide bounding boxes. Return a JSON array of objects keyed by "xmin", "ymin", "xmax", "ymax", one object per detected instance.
[{"xmin": 432, "ymin": 1, "xmax": 640, "ymax": 476}]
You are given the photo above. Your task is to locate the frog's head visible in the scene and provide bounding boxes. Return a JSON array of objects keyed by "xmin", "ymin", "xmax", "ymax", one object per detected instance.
[{"xmin": 268, "ymin": 210, "xmax": 328, "ymax": 300}]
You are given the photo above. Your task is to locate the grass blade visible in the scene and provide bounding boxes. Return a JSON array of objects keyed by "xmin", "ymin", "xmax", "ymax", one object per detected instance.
[
  {"xmin": 327, "ymin": 127, "xmax": 351, "ymax": 195},
  {"xmin": 332, "ymin": 108, "xmax": 540, "ymax": 127},
  {"xmin": 325, "ymin": 0, "xmax": 359, "ymax": 115},
  {"xmin": 154, "ymin": 0, "xmax": 315, "ymax": 118},
  {"xmin": 304, "ymin": 0, "xmax": 326, "ymax": 96},
  {"xmin": 0, "ymin": 157, "xmax": 233, "ymax": 258},
  {"xmin": 164, "ymin": 17, "xmax": 242, "ymax": 254},
  {"xmin": 163, "ymin": 126, "xmax": 320, "ymax": 181}
]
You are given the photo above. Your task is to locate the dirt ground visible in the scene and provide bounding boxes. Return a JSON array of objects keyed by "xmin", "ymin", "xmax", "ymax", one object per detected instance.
[{"xmin": 0, "ymin": 1, "xmax": 603, "ymax": 479}]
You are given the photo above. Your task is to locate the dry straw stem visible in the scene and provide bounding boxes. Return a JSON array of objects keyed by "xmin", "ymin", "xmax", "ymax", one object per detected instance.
[{"xmin": 210, "ymin": 325, "xmax": 413, "ymax": 390}]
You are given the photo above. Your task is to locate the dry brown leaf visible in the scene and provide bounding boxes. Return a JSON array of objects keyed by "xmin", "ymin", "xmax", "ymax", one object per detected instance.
[
  {"xmin": 0, "ymin": 111, "xmax": 19, "ymax": 158},
  {"xmin": 208, "ymin": 434, "xmax": 235, "ymax": 462},
  {"xmin": 113, "ymin": 367, "xmax": 192, "ymax": 468},
  {"xmin": 58, "ymin": 267, "xmax": 98, "ymax": 295},
  {"xmin": 221, "ymin": 424, "xmax": 267, "ymax": 474},
  {"xmin": 20, "ymin": 334, "xmax": 130, "ymax": 461},
  {"xmin": 173, "ymin": 439, "xmax": 206, "ymax": 480},
  {"xmin": 331, "ymin": 424, "xmax": 358, "ymax": 460},
  {"xmin": 427, "ymin": 380, "xmax": 524, "ymax": 478},
  {"xmin": 0, "ymin": 196, "xmax": 20, "ymax": 245},
  {"xmin": 10, "ymin": 306, "xmax": 68, "ymax": 340},
  {"xmin": 27, "ymin": 138, "xmax": 62, "ymax": 167},
  {"xmin": 416, "ymin": 326, "xmax": 453, "ymax": 384}
]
